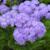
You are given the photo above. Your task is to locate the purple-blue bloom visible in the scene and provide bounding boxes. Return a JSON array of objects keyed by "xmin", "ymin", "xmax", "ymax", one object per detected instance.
[
  {"xmin": 13, "ymin": 28, "xmax": 27, "ymax": 45},
  {"xmin": 39, "ymin": 3, "xmax": 46, "ymax": 10},
  {"xmin": 45, "ymin": 12, "xmax": 50, "ymax": 19},
  {"xmin": 31, "ymin": 0, "xmax": 39, "ymax": 5},
  {"xmin": 14, "ymin": 13, "xmax": 30, "ymax": 27},
  {"xmin": 47, "ymin": 5, "xmax": 50, "ymax": 11},
  {"xmin": 39, "ymin": 6, "xmax": 48, "ymax": 16},
  {"xmin": 27, "ymin": 27, "xmax": 37, "ymax": 42},
  {"xmin": 30, "ymin": 2, "xmax": 36, "ymax": 10},
  {"xmin": 0, "ymin": 4, "xmax": 10, "ymax": 14},
  {"xmin": 24, "ymin": 1, "xmax": 31, "ymax": 6},
  {"xmin": 13, "ymin": 20, "xmax": 46, "ymax": 45},
  {"xmin": 18, "ymin": 3, "xmax": 32, "ymax": 14},
  {"xmin": 31, "ymin": 21, "xmax": 46, "ymax": 38},
  {"xmin": 12, "ymin": 5, "xmax": 18, "ymax": 11},
  {"xmin": 31, "ymin": 10, "xmax": 41, "ymax": 21},
  {"xmin": 0, "ymin": 17, "xmax": 8, "ymax": 28}
]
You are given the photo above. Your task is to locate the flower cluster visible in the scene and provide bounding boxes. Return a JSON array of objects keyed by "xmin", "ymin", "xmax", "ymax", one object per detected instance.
[
  {"xmin": 0, "ymin": 4, "xmax": 10, "ymax": 14},
  {"xmin": 0, "ymin": 0, "xmax": 50, "ymax": 45}
]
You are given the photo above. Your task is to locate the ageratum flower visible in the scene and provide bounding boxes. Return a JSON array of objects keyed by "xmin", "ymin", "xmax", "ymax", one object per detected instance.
[
  {"xmin": 31, "ymin": 0, "xmax": 39, "ymax": 5},
  {"xmin": 30, "ymin": 2, "xmax": 36, "ymax": 10},
  {"xmin": 13, "ymin": 20, "xmax": 46, "ymax": 45},
  {"xmin": 8, "ymin": 10, "xmax": 19, "ymax": 27},
  {"xmin": 31, "ymin": 10, "xmax": 41, "ymax": 21},
  {"xmin": 39, "ymin": 6, "xmax": 48, "ymax": 16},
  {"xmin": 47, "ymin": 5, "xmax": 50, "ymax": 11},
  {"xmin": 45, "ymin": 12, "xmax": 50, "ymax": 19},
  {"xmin": 27, "ymin": 27, "xmax": 37, "ymax": 42},
  {"xmin": 13, "ymin": 28, "xmax": 27, "ymax": 45},
  {"xmin": 0, "ymin": 17, "xmax": 8, "ymax": 28},
  {"xmin": 31, "ymin": 21, "xmax": 46, "ymax": 38},
  {"xmin": 24, "ymin": 1, "xmax": 31, "ymax": 6},
  {"xmin": 12, "ymin": 5, "xmax": 18, "ymax": 11},
  {"xmin": 13, "ymin": 26, "xmax": 36, "ymax": 45},
  {"xmin": 38, "ymin": 3, "xmax": 46, "ymax": 10},
  {"xmin": 0, "ymin": 4, "xmax": 10, "ymax": 14},
  {"xmin": 0, "ymin": 10, "xmax": 18, "ymax": 27},
  {"xmin": 18, "ymin": 3, "xmax": 32, "ymax": 14},
  {"xmin": 14, "ymin": 13, "xmax": 30, "ymax": 27}
]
